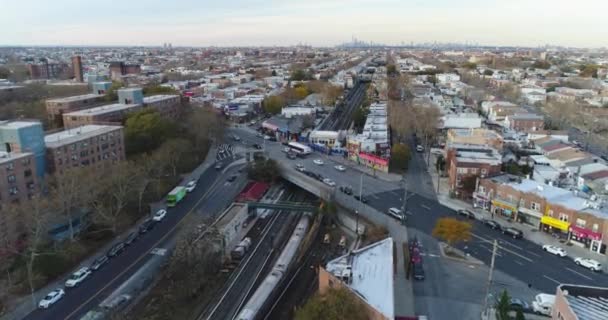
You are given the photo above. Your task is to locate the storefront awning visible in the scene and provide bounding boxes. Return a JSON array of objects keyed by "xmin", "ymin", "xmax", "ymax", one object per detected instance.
[
  {"xmin": 541, "ymin": 216, "xmax": 570, "ymax": 232},
  {"xmin": 492, "ymin": 199, "xmax": 517, "ymax": 212},
  {"xmin": 570, "ymin": 225, "xmax": 602, "ymax": 241}
]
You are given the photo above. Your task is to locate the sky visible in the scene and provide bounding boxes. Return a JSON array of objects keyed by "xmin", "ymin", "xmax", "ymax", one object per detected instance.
[{"xmin": 1, "ymin": 0, "xmax": 607, "ymax": 48}]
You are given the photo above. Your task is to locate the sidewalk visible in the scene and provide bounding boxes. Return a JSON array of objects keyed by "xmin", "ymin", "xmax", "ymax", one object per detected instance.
[
  {"xmin": 427, "ymin": 153, "xmax": 608, "ymax": 272},
  {"xmin": 1, "ymin": 145, "xmax": 220, "ymax": 320},
  {"xmin": 322, "ymin": 153, "xmax": 403, "ymax": 183}
]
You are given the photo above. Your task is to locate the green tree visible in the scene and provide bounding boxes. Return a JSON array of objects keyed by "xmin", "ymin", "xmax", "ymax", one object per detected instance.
[
  {"xmin": 290, "ymin": 69, "xmax": 309, "ymax": 81},
  {"xmin": 0, "ymin": 66, "xmax": 10, "ymax": 79},
  {"xmin": 427, "ymin": 74, "xmax": 437, "ymax": 85},
  {"xmin": 247, "ymin": 158, "xmax": 281, "ymax": 183},
  {"xmin": 351, "ymin": 107, "xmax": 369, "ymax": 131},
  {"xmin": 142, "ymin": 85, "xmax": 178, "ymax": 96},
  {"xmin": 435, "ymin": 155, "xmax": 446, "ymax": 172},
  {"xmin": 124, "ymin": 109, "xmax": 176, "ymax": 155},
  {"xmin": 532, "ymin": 60, "xmax": 551, "ymax": 69},
  {"xmin": 483, "ymin": 69, "xmax": 494, "ymax": 76},
  {"xmin": 295, "ymin": 287, "xmax": 367, "ymax": 320},
  {"xmin": 462, "ymin": 62, "xmax": 477, "ymax": 69},
  {"xmin": 390, "ymin": 143, "xmax": 411, "ymax": 172},
  {"xmin": 103, "ymin": 81, "xmax": 123, "ymax": 102},
  {"xmin": 579, "ymin": 64, "xmax": 599, "ymax": 78},
  {"xmin": 262, "ymin": 95, "xmax": 286, "ymax": 114},
  {"xmin": 515, "ymin": 309, "xmax": 526, "ymax": 320},
  {"xmin": 495, "ymin": 290, "xmax": 511, "ymax": 320},
  {"xmin": 432, "ymin": 217, "xmax": 472, "ymax": 250},
  {"xmin": 271, "ymin": 69, "xmax": 277, "ymax": 77},
  {"xmin": 294, "ymin": 86, "xmax": 309, "ymax": 100},
  {"xmin": 386, "ymin": 64, "xmax": 398, "ymax": 76}
]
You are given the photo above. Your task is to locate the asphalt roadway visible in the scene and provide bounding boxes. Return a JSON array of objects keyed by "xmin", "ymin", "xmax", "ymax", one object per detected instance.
[{"xmin": 23, "ymin": 153, "xmax": 247, "ymax": 320}]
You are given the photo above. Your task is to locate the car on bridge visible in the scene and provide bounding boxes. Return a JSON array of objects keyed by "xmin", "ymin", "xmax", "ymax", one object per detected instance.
[
  {"xmin": 322, "ymin": 178, "xmax": 336, "ymax": 187},
  {"xmin": 339, "ymin": 185, "xmax": 353, "ymax": 195},
  {"xmin": 313, "ymin": 159, "xmax": 324, "ymax": 165},
  {"xmin": 574, "ymin": 257, "xmax": 602, "ymax": 272},
  {"xmin": 542, "ymin": 245, "xmax": 567, "ymax": 257},
  {"xmin": 334, "ymin": 165, "xmax": 346, "ymax": 171}
]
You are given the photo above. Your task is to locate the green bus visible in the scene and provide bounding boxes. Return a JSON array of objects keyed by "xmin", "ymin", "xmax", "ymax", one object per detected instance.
[{"xmin": 167, "ymin": 186, "xmax": 187, "ymax": 207}]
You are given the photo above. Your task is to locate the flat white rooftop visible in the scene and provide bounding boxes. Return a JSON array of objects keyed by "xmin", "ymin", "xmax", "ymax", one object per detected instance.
[
  {"xmin": 325, "ymin": 237, "xmax": 394, "ymax": 319},
  {"xmin": 0, "ymin": 151, "xmax": 32, "ymax": 164},
  {"xmin": 46, "ymin": 93, "xmax": 105, "ymax": 104},
  {"xmin": 64, "ymin": 103, "xmax": 140, "ymax": 117},
  {"xmin": 143, "ymin": 94, "xmax": 179, "ymax": 104},
  {"xmin": 0, "ymin": 120, "xmax": 40, "ymax": 129},
  {"xmin": 45, "ymin": 125, "xmax": 122, "ymax": 148}
]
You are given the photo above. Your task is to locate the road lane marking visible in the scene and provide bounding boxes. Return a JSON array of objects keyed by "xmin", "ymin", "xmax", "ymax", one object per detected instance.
[
  {"xmin": 420, "ymin": 204, "xmax": 431, "ymax": 210},
  {"xmin": 566, "ymin": 267, "xmax": 593, "ymax": 280},
  {"xmin": 526, "ymin": 251, "xmax": 541, "ymax": 258},
  {"xmin": 514, "ymin": 260, "xmax": 524, "ymax": 266},
  {"xmin": 480, "ymin": 244, "xmax": 503, "ymax": 257},
  {"xmin": 371, "ymin": 194, "xmax": 380, "ymax": 200},
  {"xmin": 543, "ymin": 275, "xmax": 560, "ymax": 284},
  {"xmin": 65, "ymin": 166, "xmax": 226, "ymax": 320},
  {"xmin": 471, "ymin": 233, "xmax": 533, "ymax": 262},
  {"xmin": 498, "ymin": 240, "xmax": 524, "ymax": 251}
]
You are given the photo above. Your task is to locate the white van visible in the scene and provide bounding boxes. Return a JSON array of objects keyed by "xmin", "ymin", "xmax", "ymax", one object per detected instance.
[
  {"xmin": 388, "ymin": 207, "xmax": 403, "ymax": 220},
  {"xmin": 532, "ymin": 293, "xmax": 555, "ymax": 316}
]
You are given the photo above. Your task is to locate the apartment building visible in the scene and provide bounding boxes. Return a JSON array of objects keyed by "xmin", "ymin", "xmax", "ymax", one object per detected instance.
[
  {"xmin": 0, "ymin": 120, "xmax": 46, "ymax": 177},
  {"xmin": 45, "ymin": 93, "xmax": 106, "ymax": 127},
  {"xmin": 27, "ymin": 62, "xmax": 70, "ymax": 80},
  {"xmin": 0, "ymin": 151, "xmax": 37, "ymax": 208},
  {"xmin": 44, "ymin": 125, "xmax": 125, "ymax": 175},
  {"xmin": 62, "ymin": 103, "xmax": 142, "ymax": 128},
  {"xmin": 446, "ymin": 128, "xmax": 504, "ymax": 151},
  {"xmin": 476, "ymin": 175, "xmax": 608, "ymax": 254},
  {"xmin": 504, "ymin": 113, "xmax": 545, "ymax": 132},
  {"xmin": 446, "ymin": 144, "xmax": 502, "ymax": 199},
  {"xmin": 552, "ymin": 284, "xmax": 608, "ymax": 320},
  {"xmin": 143, "ymin": 95, "xmax": 181, "ymax": 119}
]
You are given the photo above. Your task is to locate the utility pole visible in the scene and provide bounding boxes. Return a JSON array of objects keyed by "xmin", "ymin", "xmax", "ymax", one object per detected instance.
[
  {"xmin": 436, "ymin": 169, "xmax": 441, "ymax": 194},
  {"xmin": 483, "ymin": 240, "xmax": 498, "ymax": 317},
  {"xmin": 402, "ymin": 176, "xmax": 408, "ymax": 225},
  {"xmin": 357, "ymin": 173, "xmax": 363, "ymax": 235}
]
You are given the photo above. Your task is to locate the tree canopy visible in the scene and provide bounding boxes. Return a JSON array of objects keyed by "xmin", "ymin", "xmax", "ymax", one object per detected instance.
[
  {"xmin": 124, "ymin": 109, "xmax": 176, "ymax": 155},
  {"xmin": 143, "ymin": 85, "xmax": 178, "ymax": 96},
  {"xmin": 295, "ymin": 287, "xmax": 368, "ymax": 320},
  {"xmin": 432, "ymin": 217, "xmax": 472, "ymax": 247},
  {"xmin": 390, "ymin": 143, "xmax": 411, "ymax": 172},
  {"xmin": 290, "ymin": 69, "xmax": 310, "ymax": 81},
  {"xmin": 262, "ymin": 95, "xmax": 286, "ymax": 114}
]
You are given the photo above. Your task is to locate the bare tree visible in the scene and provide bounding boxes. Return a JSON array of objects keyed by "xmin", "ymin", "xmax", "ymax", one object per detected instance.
[
  {"xmin": 90, "ymin": 163, "xmax": 137, "ymax": 233},
  {"xmin": 48, "ymin": 168, "xmax": 92, "ymax": 241},
  {"xmin": 156, "ymin": 138, "xmax": 192, "ymax": 177}
]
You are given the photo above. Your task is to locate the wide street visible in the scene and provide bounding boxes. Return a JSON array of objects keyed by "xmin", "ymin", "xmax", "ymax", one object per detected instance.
[{"xmin": 22, "ymin": 152, "xmax": 247, "ymax": 320}]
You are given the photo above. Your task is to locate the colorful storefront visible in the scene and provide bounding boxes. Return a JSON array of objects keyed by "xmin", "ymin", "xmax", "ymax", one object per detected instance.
[
  {"xmin": 569, "ymin": 225, "xmax": 605, "ymax": 254},
  {"xmin": 473, "ymin": 192, "xmax": 490, "ymax": 211},
  {"xmin": 491, "ymin": 199, "xmax": 517, "ymax": 220},
  {"xmin": 540, "ymin": 216, "xmax": 570, "ymax": 238},
  {"xmin": 354, "ymin": 152, "xmax": 389, "ymax": 173},
  {"xmin": 516, "ymin": 207, "xmax": 542, "ymax": 228}
]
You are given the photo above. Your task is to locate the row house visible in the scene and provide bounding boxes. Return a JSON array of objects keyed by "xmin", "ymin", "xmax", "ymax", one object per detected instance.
[
  {"xmin": 447, "ymin": 144, "xmax": 502, "ymax": 199},
  {"xmin": 504, "ymin": 113, "xmax": 544, "ymax": 132},
  {"xmin": 45, "ymin": 93, "xmax": 106, "ymax": 128},
  {"xmin": 475, "ymin": 175, "xmax": 608, "ymax": 255},
  {"xmin": 446, "ymin": 128, "xmax": 504, "ymax": 152}
]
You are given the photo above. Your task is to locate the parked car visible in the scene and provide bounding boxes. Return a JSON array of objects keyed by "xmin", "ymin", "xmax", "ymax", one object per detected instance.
[
  {"xmin": 508, "ymin": 298, "xmax": 530, "ymax": 311},
  {"xmin": 502, "ymin": 227, "xmax": 524, "ymax": 239},
  {"xmin": 313, "ymin": 159, "xmax": 324, "ymax": 165},
  {"xmin": 412, "ymin": 263, "xmax": 425, "ymax": 280},
  {"xmin": 185, "ymin": 180, "xmax": 197, "ymax": 192},
  {"xmin": 124, "ymin": 232, "xmax": 138, "ymax": 245},
  {"xmin": 457, "ymin": 209, "xmax": 476, "ymax": 219},
  {"xmin": 323, "ymin": 233, "xmax": 331, "ymax": 244},
  {"xmin": 574, "ymin": 257, "xmax": 602, "ymax": 272},
  {"xmin": 139, "ymin": 219, "xmax": 156, "ymax": 234},
  {"xmin": 322, "ymin": 178, "xmax": 336, "ymax": 187},
  {"xmin": 339, "ymin": 185, "xmax": 353, "ymax": 195},
  {"xmin": 227, "ymin": 175, "xmax": 237, "ymax": 182},
  {"xmin": 65, "ymin": 267, "xmax": 91, "ymax": 288},
  {"xmin": 252, "ymin": 143, "xmax": 262, "ymax": 150},
  {"xmin": 334, "ymin": 165, "xmax": 346, "ymax": 172},
  {"xmin": 232, "ymin": 134, "xmax": 241, "ymax": 141},
  {"xmin": 153, "ymin": 209, "xmax": 167, "ymax": 222},
  {"xmin": 416, "ymin": 145, "xmax": 424, "ymax": 152},
  {"xmin": 353, "ymin": 194, "xmax": 368, "ymax": 203},
  {"xmin": 542, "ymin": 245, "xmax": 567, "ymax": 257},
  {"xmin": 107, "ymin": 242, "xmax": 126, "ymax": 257},
  {"xmin": 100, "ymin": 293, "xmax": 132, "ymax": 311},
  {"xmin": 286, "ymin": 152, "xmax": 297, "ymax": 159},
  {"xmin": 90, "ymin": 255, "xmax": 109, "ymax": 271},
  {"xmin": 482, "ymin": 219, "xmax": 501, "ymax": 230},
  {"xmin": 38, "ymin": 289, "xmax": 65, "ymax": 309},
  {"xmin": 215, "ymin": 162, "xmax": 223, "ymax": 170}
]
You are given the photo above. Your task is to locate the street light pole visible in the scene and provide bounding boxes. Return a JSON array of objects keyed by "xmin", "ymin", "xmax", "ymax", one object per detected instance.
[
  {"xmin": 482, "ymin": 240, "xmax": 498, "ymax": 316},
  {"xmin": 402, "ymin": 176, "xmax": 408, "ymax": 225}
]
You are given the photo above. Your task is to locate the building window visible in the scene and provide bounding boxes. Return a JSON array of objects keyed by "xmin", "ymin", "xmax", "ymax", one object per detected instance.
[
  {"xmin": 531, "ymin": 202, "xmax": 541, "ymax": 211},
  {"xmin": 9, "ymin": 187, "xmax": 18, "ymax": 195},
  {"xmin": 548, "ymin": 210, "xmax": 554, "ymax": 217},
  {"xmin": 559, "ymin": 213, "xmax": 569, "ymax": 222},
  {"xmin": 470, "ymin": 168, "xmax": 478, "ymax": 174},
  {"xmin": 478, "ymin": 186, "xmax": 485, "ymax": 194},
  {"xmin": 576, "ymin": 219, "xmax": 586, "ymax": 228},
  {"xmin": 520, "ymin": 199, "xmax": 525, "ymax": 207},
  {"xmin": 6, "ymin": 162, "xmax": 14, "ymax": 171},
  {"xmin": 21, "ymin": 158, "xmax": 31, "ymax": 165},
  {"xmin": 481, "ymin": 168, "xmax": 487, "ymax": 175},
  {"xmin": 457, "ymin": 167, "xmax": 467, "ymax": 174},
  {"xmin": 23, "ymin": 169, "xmax": 32, "ymax": 178},
  {"xmin": 7, "ymin": 175, "xmax": 16, "ymax": 183},
  {"xmin": 592, "ymin": 223, "xmax": 599, "ymax": 232}
]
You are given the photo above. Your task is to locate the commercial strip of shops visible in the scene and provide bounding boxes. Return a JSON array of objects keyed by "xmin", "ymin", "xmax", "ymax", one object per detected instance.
[{"xmin": 474, "ymin": 175, "xmax": 608, "ymax": 255}]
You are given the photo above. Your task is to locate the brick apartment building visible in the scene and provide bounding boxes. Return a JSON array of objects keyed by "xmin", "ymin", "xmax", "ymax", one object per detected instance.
[
  {"xmin": 143, "ymin": 95, "xmax": 181, "ymax": 119},
  {"xmin": 28, "ymin": 62, "xmax": 70, "ymax": 80},
  {"xmin": 552, "ymin": 284, "xmax": 608, "ymax": 320},
  {"xmin": 71, "ymin": 56, "xmax": 83, "ymax": 82},
  {"xmin": 505, "ymin": 113, "xmax": 545, "ymax": 132},
  {"xmin": 475, "ymin": 174, "xmax": 608, "ymax": 254},
  {"xmin": 45, "ymin": 93, "xmax": 105, "ymax": 127},
  {"xmin": 446, "ymin": 128, "xmax": 504, "ymax": 151},
  {"xmin": 109, "ymin": 61, "xmax": 141, "ymax": 81},
  {"xmin": 44, "ymin": 125, "xmax": 125, "ymax": 175},
  {"xmin": 0, "ymin": 151, "xmax": 37, "ymax": 209},
  {"xmin": 446, "ymin": 144, "xmax": 502, "ymax": 199},
  {"xmin": 62, "ymin": 103, "xmax": 142, "ymax": 128}
]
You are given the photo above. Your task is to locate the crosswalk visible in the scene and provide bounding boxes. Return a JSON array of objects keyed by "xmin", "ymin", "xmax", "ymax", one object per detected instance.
[{"xmin": 216, "ymin": 143, "xmax": 234, "ymax": 161}]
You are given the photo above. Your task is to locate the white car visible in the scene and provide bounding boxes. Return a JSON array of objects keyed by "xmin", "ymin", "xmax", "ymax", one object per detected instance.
[
  {"xmin": 38, "ymin": 288, "xmax": 65, "ymax": 309},
  {"xmin": 295, "ymin": 163, "xmax": 305, "ymax": 172},
  {"xmin": 334, "ymin": 165, "xmax": 346, "ymax": 172},
  {"xmin": 185, "ymin": 180, "xmax": 197, "ymax": 192},
  {"xmin": 416, "ymin": 145, "xmax": 424, "ymax": 152},
  {"xmin": 313, "ymin": 159, "xmax": 324, "ymax": 165},
  {"xmin": 65, "ymin": 267, "xmax": 91, "ymax": 288},
  {"xmin": 322, "ymin": 178, "xmax": 336, "ymax": 187},
  {"xmin": 542, "ymin": 245, "xmax": 567, "ymax": 257},
  {"xmin": 153, "ymin": 209, "xmax": 167, "ymax": 222},
  {"xmin": 574, "ymin": 257, "xmax": 602, "ymax": 272}
]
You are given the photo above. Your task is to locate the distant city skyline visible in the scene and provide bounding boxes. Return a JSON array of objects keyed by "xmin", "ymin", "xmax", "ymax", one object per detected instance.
[{"xmin": 1, "ymin": 0, "xmax": 607, "ymax": 48}]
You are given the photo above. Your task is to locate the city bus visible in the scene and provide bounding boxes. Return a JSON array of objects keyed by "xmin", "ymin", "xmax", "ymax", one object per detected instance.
[
  {"xmin": 287, "ymin": 141, "xmax": 312, "ymax": 156},
  {"xmin": 166, "ymin": 186, "xmax": 187, "ymax": 207}
]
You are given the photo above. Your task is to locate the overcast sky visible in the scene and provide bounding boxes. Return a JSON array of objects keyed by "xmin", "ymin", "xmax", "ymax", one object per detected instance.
[{"xmin": 1, "ymin": 0, "xmax": 606, "ymax": 47}]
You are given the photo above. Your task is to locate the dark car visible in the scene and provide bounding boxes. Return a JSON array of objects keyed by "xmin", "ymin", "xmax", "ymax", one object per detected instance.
[
  {"xmin": 502, "ymin": 227, "xmax": 524, "ymax": 239},
  {"xmin": 482, "ymin": 219, "xmax": 502, "ymax": 230},
  {"xmin": 457, "ymin": 209, "xmax": 476, "ymax": 219},
  {"xmin": 139, "ymin": 219, "xmax": 156, "ymax": 234},
  {"xmin": 339, "ymin": 186, "xmax": 353, "ymax": 195},
  {"xmin": 90, "ymin": 255, "xmax": 109, "ymax": 271},
  {"xmin": 412, "ymin": 263, "xmax": 425, "ymax": 280},
  {"xmin": 353, "ymin": 194, "xmax": 368, "ymax": 203},
  {"xmin": 107, "ymin": 242, "xmax": 125, "ymax": 257},
  {"xmin": 286, "ymin": 152, "xmax": 297, "ymax": 159},
  {"xmin": 252, "ymin": 143, "xmax": 262, "ymax": 150},
  {"xmin": 215, "ymin": 162, "xmax": 223, "ymax": 170},
  {"xmin": 227, "ymin": 175, "xmax": 237, "ymax": 182},
  {"xmin": 124, "ymin": 232, "xmax": 138, "ymax": 245}
]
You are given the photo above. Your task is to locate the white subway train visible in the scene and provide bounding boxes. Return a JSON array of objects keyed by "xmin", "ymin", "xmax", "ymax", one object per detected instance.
[{"xmin": 236, "ymin": 215, "xmax": 311, "ymax": 320}]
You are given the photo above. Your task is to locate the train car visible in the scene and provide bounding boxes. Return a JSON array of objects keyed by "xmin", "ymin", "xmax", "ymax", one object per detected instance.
[{"xmin": 236, "ymin": 216, "xmax": 310, "ymax": 320}]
